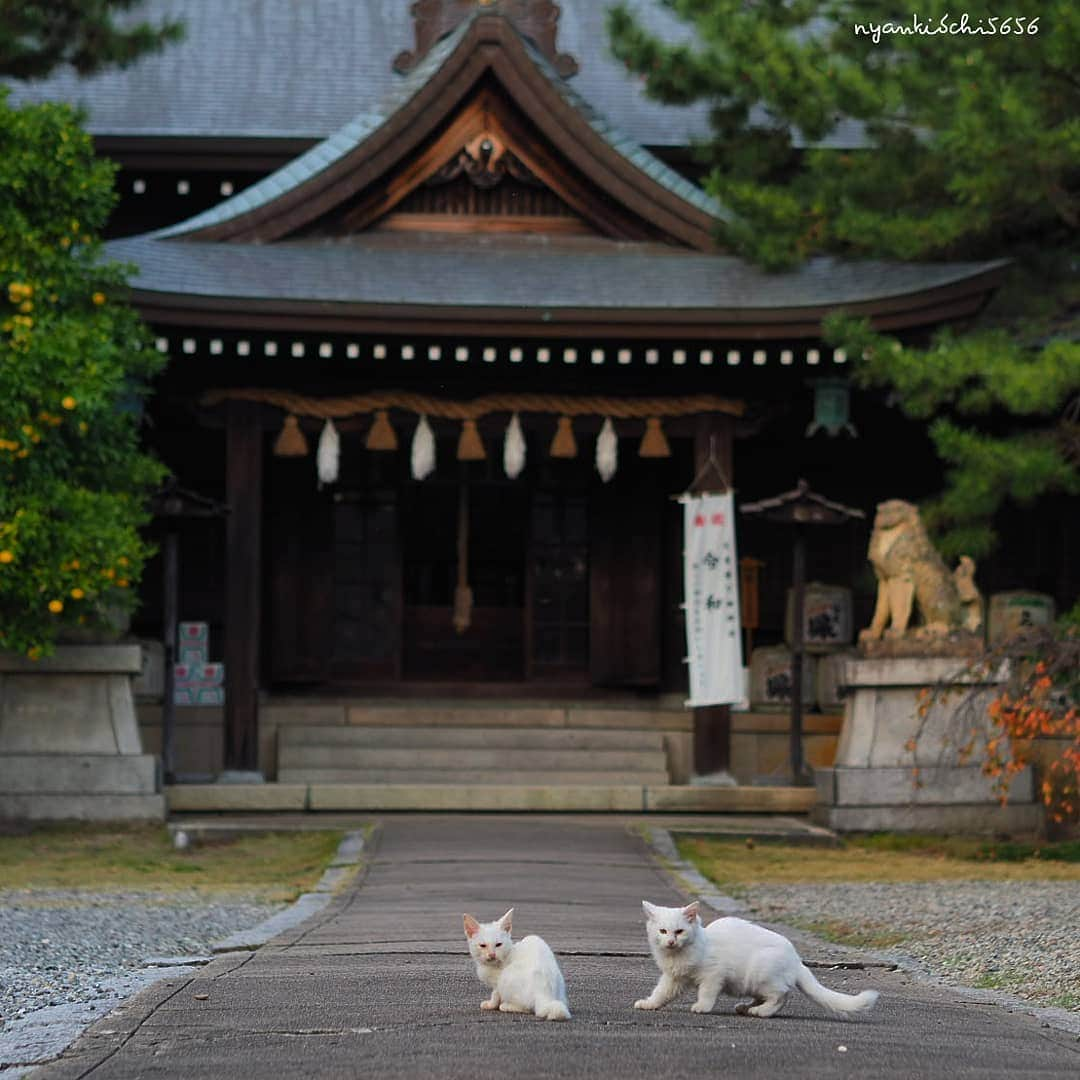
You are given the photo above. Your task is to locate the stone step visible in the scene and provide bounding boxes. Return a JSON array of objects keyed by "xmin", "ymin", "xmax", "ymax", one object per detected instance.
[
  {"xmin": 263, "ymin": 703, "xmax": 692, "ymax": 732},
  {"xmin": 278, "ymin": 767, "xmax": 671, "ymax": 785},
  {"xmin": 165, "ymin": 782, "xmax": 817, "ymax": 814},
  {"xmin": 278, "ymin": 744, "xmax": 666, "ymax": 774},
  {"xmin": 277, "ymin": 724, "xmax": 666, "ymax": 752}
]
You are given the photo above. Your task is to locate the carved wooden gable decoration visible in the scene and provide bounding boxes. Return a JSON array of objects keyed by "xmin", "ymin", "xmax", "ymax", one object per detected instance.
[{"xmin": 171, "ymin": 13, "xmax": 720, "ymax": 250}]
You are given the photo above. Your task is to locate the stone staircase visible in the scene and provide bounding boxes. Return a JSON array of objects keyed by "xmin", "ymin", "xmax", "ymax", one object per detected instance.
[
  {"xmin": 276, "ymin": 723, "xmax": 672, "ymax": 785},
  {"xmin": 163, "ymin": 700, "xmax": 818, "ymax": 814}
]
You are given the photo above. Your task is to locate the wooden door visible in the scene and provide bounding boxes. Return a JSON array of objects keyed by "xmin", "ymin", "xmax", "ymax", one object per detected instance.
[
  {"xmin": 267, "ymin": 458, "xmax": 335, "ymax": 682},
  {"xmin": 329, "ymin": 492, "xmax": 402, "ymax": 681},
  {"xmin": 527, "ymin": 491, "xmax": 589, "ymax": 679},
  {"xmin": 589, "ymin": 469, "xmax": 663, "ymax": 686}
]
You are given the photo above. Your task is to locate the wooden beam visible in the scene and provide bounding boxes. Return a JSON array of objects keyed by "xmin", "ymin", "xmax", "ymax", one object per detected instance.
[
  {"xmin": 691, "ymin": 412, "xmax": 735, "ymax": 777},
  {"xmin": 224, "ymin": 400, "xmax": 263, "ymax": 773}
]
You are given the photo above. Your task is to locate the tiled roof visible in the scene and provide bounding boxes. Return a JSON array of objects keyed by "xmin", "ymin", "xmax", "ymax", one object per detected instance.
[
  {"xmin": 3, "ymin": 0, "xmax": 868, "ymax": 149},
  {"xmin": 107, "ymin": 232, "xmax": 1007, "ymax": 313},
  {"xmin": 152, "ymin": 14, "xmax": 725, "ymax": 239}
]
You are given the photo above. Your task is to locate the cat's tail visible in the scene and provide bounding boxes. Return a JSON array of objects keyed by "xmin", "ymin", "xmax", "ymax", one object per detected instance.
[
  {"xmin": 537, "ymin": 999, "xmax": 571, "ymax": 1022},
  {"xmin": 795, "ymin": 965, "xmax": 879, "ymax": 1017}
]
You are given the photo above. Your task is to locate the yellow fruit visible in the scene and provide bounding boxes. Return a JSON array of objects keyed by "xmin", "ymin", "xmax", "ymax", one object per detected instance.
[
  {"xmin": 0, "ymin": 550, "xmax": 13, "ymax": 563},
  {"xmin": 70, "ymin": 588, "xmax": 85, "ymax": 600},
  {"xmin": 92, "ymin": 292, "xmax": 105, "ymax": 305},
  {"xmin": 48, "ymin": 599, "xmax": 63, "ymax": 614}
]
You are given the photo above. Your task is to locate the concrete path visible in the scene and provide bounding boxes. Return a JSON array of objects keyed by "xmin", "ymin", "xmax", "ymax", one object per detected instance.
[{"xmin": 34, "ymin": 817, "xmax": 1080, "ymax": 1078}]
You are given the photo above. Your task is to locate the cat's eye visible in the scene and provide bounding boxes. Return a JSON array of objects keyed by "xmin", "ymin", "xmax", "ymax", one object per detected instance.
[
  {"xmin": 674, "ymin": 929, "xmax": 684, "ymax": 935},
  {"xmin": 495, "ymin": 942, "xmax": 502, "ymax": 947},
  {"xmin": 478, "ymin": 942, "xmax": 486, "ymax": 948},
  {"xmin": 659, "ymin": 929, "xmax": 667, "ymax": 935}
]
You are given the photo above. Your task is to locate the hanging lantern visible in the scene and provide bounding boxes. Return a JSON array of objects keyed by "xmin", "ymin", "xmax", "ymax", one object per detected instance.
[
  {"xmin": 638, "ymin": 416, "xmax": 670, "ymax": 458},
  {"xmin": 549, "ymin": 415, "xmax": 577, "ymax": 458},
  {"xmin": 457, "ymin": 418, "xmax": 486, "ymax": 460},
  {"xmin": 365, "ymin": 409, "xmax": 398, "ymax": 450},
  {"xmin": 273, "ymin": 414, "xmax": 309, "ymax": 457},
  {"xmin": 411, "ymin": 415, "xmax": 436, "ymax": 480},
  {"xmin": 316, "ymin": 419, "xmax": 340, "ymax": 485},
  {"xmin": 595, "ymin": 417, "xmax": 618, "ymax": 483},
  {"xmin": 805, "ymin": 378, "xmax": 857, "ymax": 437},
  {"xmin": 503, "ymin": 413, "xmax": 526, "ymax": 479}
]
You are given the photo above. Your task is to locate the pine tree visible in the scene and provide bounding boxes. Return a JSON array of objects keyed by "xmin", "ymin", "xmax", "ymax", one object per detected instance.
[
  {"xmin": 610, "ymin": 1, "xmax": 1079, "ymax": 558},
  {"xmin": 0, "ymin": 0, "xmax": 183, "ymax": 80}
]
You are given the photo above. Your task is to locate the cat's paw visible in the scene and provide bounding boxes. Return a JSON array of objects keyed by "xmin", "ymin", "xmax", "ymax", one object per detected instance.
[
  {"xmin": 690, "ymin": 1002, "xmax": 713, "ymax": 1014},
  {"xmin": 734, "ymin": 1002, "xmax": 750, "ymax": 1015},
  {"xmin": 480, "ymin": 1000, "xmax": 499, "ymax": 1011},
  {"xmin": 633, "ymin": 999, "xmax": 657, "ymax": 1010}
]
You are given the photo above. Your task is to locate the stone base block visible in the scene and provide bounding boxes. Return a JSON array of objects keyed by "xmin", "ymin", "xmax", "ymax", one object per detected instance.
[
  {"xmin": 816, "ymin": 765, "xmax": 1034, "ymax": 807},
  {"xmin": 0, "ymin": 794, "xmax": 165, "ymax": 821},
  {"xmin": 0, "ymin": 754, "xmax": 158, "ymax": 794},
  {"xmin": 814, "ymin": 765, "xmax": 1043, "ymax": 834},
  {"xmin": 812, "ymin": 802, "xmax": 1044, "ymax": 835}
]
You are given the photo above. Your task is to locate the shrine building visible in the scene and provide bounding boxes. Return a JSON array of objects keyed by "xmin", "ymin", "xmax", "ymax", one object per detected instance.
[{"xmin": 13, "ymin": 1, "xmax": 1064, "ymax": 808}]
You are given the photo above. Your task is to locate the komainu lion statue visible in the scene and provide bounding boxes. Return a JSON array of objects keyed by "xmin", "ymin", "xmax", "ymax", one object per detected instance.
[{"xmin": 860, "ymin": 499, "xmax": 983, "ymax": 642}]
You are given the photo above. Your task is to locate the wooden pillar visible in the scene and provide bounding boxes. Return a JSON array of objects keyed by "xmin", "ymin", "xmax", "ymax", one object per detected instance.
[
  {"xmin": 161, "ymin": 530, "xmax": 179, "ymax": 783},
  {"xmin": 691, "ymin": 412, "xmax": 734, "ymax": 777},
  {"xmin": 224, "ymin": 400, "xmax": 263, "ymax": 775}
]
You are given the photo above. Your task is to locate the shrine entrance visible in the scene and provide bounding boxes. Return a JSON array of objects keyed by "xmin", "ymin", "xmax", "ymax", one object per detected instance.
[
  {"xmin": 400, "ymin": 480, "xmax": 531, "ymax": 681},
  {"xmin": 398, "ymin": 459, "xmax": 592, "ymax": 684},
  {"xmin": 268, "ymin": 438, "xmax": 595, "ymax": 688}
]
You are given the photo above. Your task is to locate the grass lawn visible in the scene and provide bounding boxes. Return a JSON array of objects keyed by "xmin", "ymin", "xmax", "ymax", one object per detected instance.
[
  {"xmin": 0, "ymin": 824, "xmax": 347, "ymax": 903},
  {"xmin": 676, "ymin": 833, "xmax": 1080, "ymax": 890}
]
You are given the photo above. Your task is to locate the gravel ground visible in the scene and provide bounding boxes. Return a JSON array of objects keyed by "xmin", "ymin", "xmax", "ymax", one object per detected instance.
[
  {"xmin": 0, "ymin": 890, "xmax": 282, "ymax": 1032},
  {"xmin": 740, "ymin": 880, "xmax": 1080, "ymax": 1012}
]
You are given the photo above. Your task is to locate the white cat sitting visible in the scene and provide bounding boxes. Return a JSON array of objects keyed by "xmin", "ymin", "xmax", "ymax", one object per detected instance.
[
  {"xmin": 635, "ymin": 900, "xmax": 879, "ymax": 1020},
  {"xmin": 463, "ymin": 908, "xmax": 571, "ymax": 1021}
]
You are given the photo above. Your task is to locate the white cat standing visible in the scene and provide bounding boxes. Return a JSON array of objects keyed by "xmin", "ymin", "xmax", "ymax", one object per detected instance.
[
  {"xmin": 463, "ymin": 908, "xmax": 571, "ymax": 1021},
  {"xmin": 635, "ymin": 901, "xmax": 879, "ymax": 1020}
]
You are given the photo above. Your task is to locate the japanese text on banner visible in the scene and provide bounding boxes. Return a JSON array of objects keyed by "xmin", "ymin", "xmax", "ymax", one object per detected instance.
[{"xmin": 683, "ymin": 492, "xmax": 743, "ymax": 706}]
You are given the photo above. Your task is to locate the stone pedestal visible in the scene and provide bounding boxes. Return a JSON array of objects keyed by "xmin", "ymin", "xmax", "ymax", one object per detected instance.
[
  {"xmin": 813, "ymin": 657, "xmax": 1042, "ymax": 834},
  {"xmin": 0, "ymin": 645, "xmax": 164, "ymax": 821}
]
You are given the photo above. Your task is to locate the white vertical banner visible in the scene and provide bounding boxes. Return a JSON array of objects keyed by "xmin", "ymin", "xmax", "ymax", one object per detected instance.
[{"xmin": 682, "ymin": 492, "xmax": 743, "ymax": 706}]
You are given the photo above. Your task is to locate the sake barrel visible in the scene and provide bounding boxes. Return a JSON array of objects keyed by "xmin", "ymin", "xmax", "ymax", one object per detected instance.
[
  {"xmin": 815, "ymin": 649, "xmax": 857, "ymax": 713},
  {"xmin": 988, "ymin": 592, "xmax": 1055, "ymax": 644},
  {"xmin": 749, "ymin": 645, "xmax": 817, "ymax": 711},
  {"xmin": 784, "ymin": 583, "xmax": 853, "ymax": 653}
]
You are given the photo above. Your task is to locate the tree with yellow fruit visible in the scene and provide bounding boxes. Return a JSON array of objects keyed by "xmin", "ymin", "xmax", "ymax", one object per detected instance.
[{"xmin": 0, "ymin": 88, "xmax": 165, "ymax": 657}]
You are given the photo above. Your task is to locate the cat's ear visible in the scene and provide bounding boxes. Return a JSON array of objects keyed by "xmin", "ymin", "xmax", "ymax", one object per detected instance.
[
  {"xmin": 682, "ymin": 901, "xmax": 701, "ymax": 923},
  {"xmin": 642, "ymin": 900, "xmax": 658, "ymax": 921},
  {"xmin": 463, "ymin": 914, "xmax": 480, "ymax": 939},
  {"xmin": 498, "ymin": 908, "xmax": 514, "ymax": 933}
]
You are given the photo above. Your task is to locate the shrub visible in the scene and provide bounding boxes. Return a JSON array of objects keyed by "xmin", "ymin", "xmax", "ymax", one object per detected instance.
[{"xmin": 0, "ymin": 89, "xmax": 165, "ymax": 657}]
